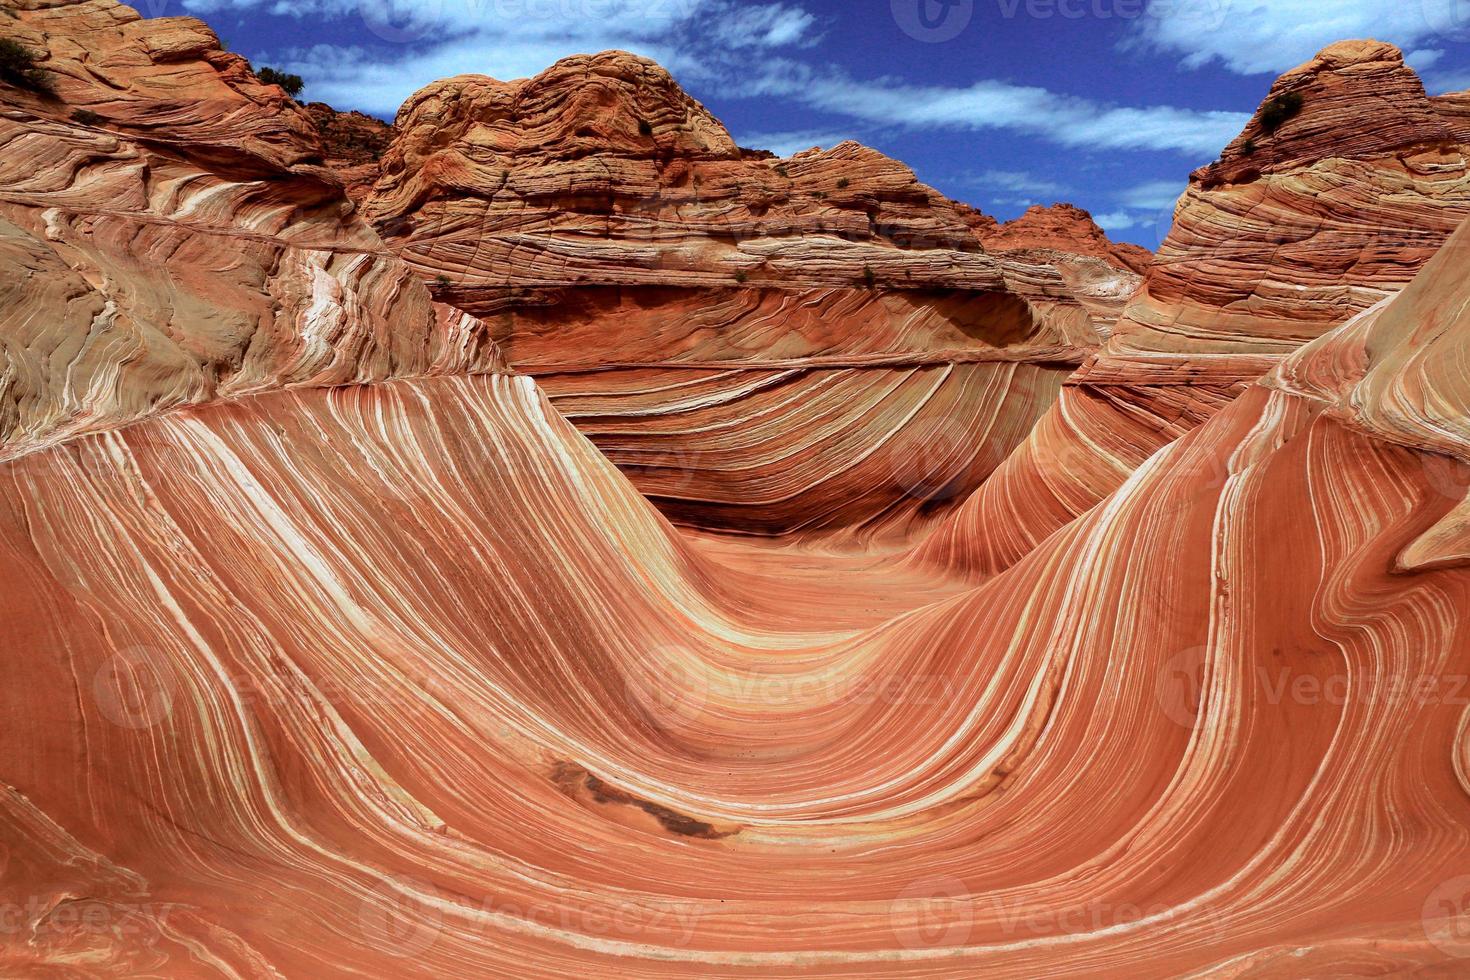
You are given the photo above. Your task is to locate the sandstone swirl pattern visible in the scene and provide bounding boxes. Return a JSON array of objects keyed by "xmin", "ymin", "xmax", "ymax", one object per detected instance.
[
  {"xmin": 362, "ymin": 52, "xmax": 1142, "ymax": 536},
  {"xmin": 0, "ymin": 0, "xmax": 504, "ymax": 461},
  {"xmin": 918, "ymin": 40, "xmax": 1470, "ymax": 577},
  {"xmin": 4, "ymin": 4, "xmax": 1470, "ymax": 978}
]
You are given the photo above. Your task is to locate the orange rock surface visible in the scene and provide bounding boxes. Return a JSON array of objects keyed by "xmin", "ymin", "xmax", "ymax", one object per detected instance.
[
  {"xmin": 0, "ymin": 0, "xmax": 502, "ymax": 461},
  {"xmin": 362, "ymin": 51, "xmax": 1142, "ymax": 536},
  {"xmin": 918, "ymin": 40, "xmax": 1470, "ymax": 577},
  {"xmin": 4, "ymin": 5, "xmax": 1470, "ymax": 978},
  {"xmin": 979, "ymin": 202, "xmax": 1154, "ymax": 275},
  {"xmin": 302, "ymin": 101, "xmax": 394, "ymax": 203}
]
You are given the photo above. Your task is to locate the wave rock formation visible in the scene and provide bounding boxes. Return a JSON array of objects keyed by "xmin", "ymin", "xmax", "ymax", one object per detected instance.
[
  {"xmin": 3, "ymin": 4, "xmax": 1470, "ymax": 978},
  {"xmin": 918, "ymin": 39, "xmax": 1470, "ymax": 577},
  {"xmin": 362, "ymin": 51, "xmax": 1143, "ymax": 537}
]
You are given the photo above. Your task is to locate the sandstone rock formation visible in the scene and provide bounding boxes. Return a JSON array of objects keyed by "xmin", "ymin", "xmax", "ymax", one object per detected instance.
[
  {"xmin": 917, "ymin": 39, "xmax": 1470, "ymax": 577},
  {"xmin": 0, "ymin": 0, "xmax": 502, "ymax": 461},
  {"xmin": 979, "ymin": 202, "xmax": 1153, "ymax": 275},
  {"xmin": 303, "ymin": 101, "xmax": 394, "ymax": 202},
  {"xmin": 362, "ymin": 51, "xmax": 1143, "ymax": 536},
  {"xmin": 5, "ymin": 5, "xmax": 1470, "ymax": 978}
]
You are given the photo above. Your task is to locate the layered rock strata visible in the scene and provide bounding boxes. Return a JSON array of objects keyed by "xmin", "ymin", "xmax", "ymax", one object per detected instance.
[
  {"xmin": 5, "ymin": 7, "xmax": 1470, "ymax": 977},
  {"xmin": 303, "ymin": 100, "xmax": 394, "ymax": 202},
  {"xmin": 362, "ymin": 52, "xmax": 1143, "ymax": 536},
  {"xmin": 917, "ymin": 40, "xmax": 1470, "ymax": 576},
  {"xmin": 0, "ymin": 0, "xmax": 503, "ymax": 461}
]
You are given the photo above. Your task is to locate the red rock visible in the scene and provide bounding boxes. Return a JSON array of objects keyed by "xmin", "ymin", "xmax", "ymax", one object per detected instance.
[
  {"xmin": 364, "ymin": 50, "xmax": 1145, "ymax": 536},
  {"xmin": 302, "ymin": 101, "xmax": 394, "ymax": 203},
  {"xmin": 5, "ymin": 7, "xmax": 1470, "ymax": 979},
  {"xmin": 0, "ymin": 0, "xmax": 503, "ymax": 459},
  {"xmin": 981, "ymin": 203, "xmax": 1153, "ymax": 274},
  {"xmin": 919, "ymin": 39, "xmax": 1470, "ymax": 578}
]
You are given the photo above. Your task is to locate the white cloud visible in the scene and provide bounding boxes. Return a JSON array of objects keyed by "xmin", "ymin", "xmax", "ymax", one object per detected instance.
[
  {"xmin": 709, "ymin": 3, "xmax": 819, "ymax": 48},
  {"xmin": 742, "ymin": 64, "xmax": 1250, "ymax": 155},
  {"xmin": 1115, "ymin": 178, "xmax": 1184, "ymax": 210},
  {"xmin": 209, "ymin": 0, "xmax": 1249, "ymax": 158},
  {"xmin": 1093, "ymin": 210, "xmax": 1144, "ymax": 231},
  {"xmin": 1131, "ymin": 0, "xmax": 1470, "ymax": 77},
  {"xmin": 280, "ymin": 35, "xmax": 707, "ymax": 114},
  {"xmin": 1410, "ymin": 47, "xmax": 1448, "ymax": 69},
  {"xmin": 734, "ymin": 129, "xmax": 855, "ymax": 156},
  {"xmin": 1429, "ymin": 66, "xmax": 1470, "ymax": 91},
  {"xmin": 1075, "ymin": 178, "xmax": 1189, "ymax": 244},
  {"xmin": 952, "ymin": 169, "xmax": 1069, "ymax": 205},
  {"xmin": 187, "ymin": 0, "xmax": 712, "ymax": 37},
  {"xmin": 222, "ymin": 0, "xmax": 815, "ymax": 115}
]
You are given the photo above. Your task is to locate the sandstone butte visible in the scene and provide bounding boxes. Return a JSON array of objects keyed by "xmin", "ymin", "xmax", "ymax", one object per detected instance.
[
  {"xmin": 2, "ymin": 2, "xmax": 1470, "ymax": 978},
  {"xmin": 361, "ymin": 51, "xmax": 1146, "ymax": 536}
]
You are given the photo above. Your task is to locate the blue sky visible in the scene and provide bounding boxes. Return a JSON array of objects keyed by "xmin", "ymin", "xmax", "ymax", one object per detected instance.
[{"xmin": 140, "ymin": 0, "xmax": 1470, "ymax": 246}]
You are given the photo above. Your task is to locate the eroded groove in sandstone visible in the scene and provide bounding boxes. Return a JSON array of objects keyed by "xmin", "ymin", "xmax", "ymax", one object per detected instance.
[
  {"xmin": 3, "ymin": 3, "xmax": 1470, "ymax": 978},
  {"xmin": 917, "ymin": 40, "xmax": 1470, "ymax": 579}
]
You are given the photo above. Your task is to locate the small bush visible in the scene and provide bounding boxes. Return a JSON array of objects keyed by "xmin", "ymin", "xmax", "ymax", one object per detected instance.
[
  {"xmin": 1241, "ymin": 138, "xmax": 1257, "ymax": 156},
  {"xmin": 71, "ymin": 108, "xmax": 104, "ymax": 126},
  {"xmin": 733, "ymin": 270, "xmax": 748, "ymax": 284},
  {"xmin": 836, "ymin": 177, "xmax": 850, "ymax": 189},
  {"xmin": 1258, "ymin": 91, "xmax": 1303, "ymax": 134},
  {"xmin": 861, "ymin": 264, "xmax": 875, "ymax": 288},
  {"xmin": 775, "ymin": 163, "xmax": 789, "ymax": 178},
  {"xmin": 637, "ymin": 119, "xmax": 653, "ymax": 136},
  {"xmin": 257, "ymin": 66, "xmax": 304, "ymax": 98},
  {"xmin": 0, "ymin": 37, "xmax": 50, "ymax": 93},
  {"xmin": 434, "ymin": 274, "xmax": 451, "ymax": 288}
]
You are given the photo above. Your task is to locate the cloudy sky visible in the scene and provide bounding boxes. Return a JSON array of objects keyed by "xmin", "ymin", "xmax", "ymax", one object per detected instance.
[{"xmin": 149, "ymin": 0, "xmax": 1470, "ymax": 246}]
